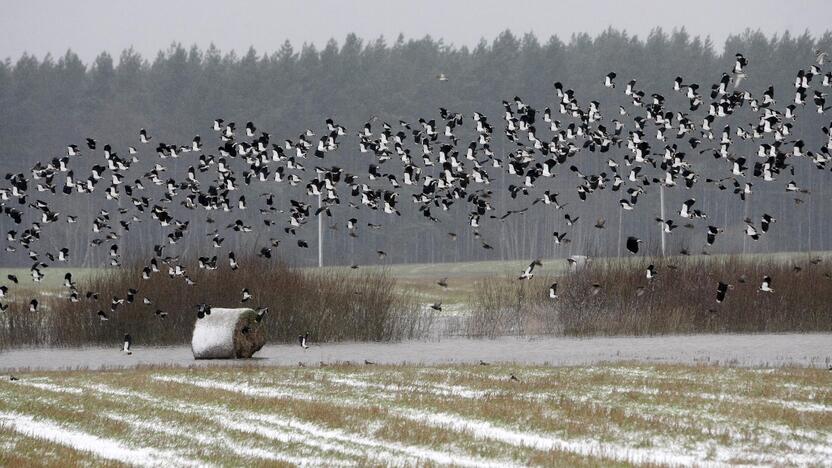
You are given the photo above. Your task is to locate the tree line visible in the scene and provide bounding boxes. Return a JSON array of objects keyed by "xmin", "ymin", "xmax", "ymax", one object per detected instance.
[{"xmin": 1, "ymin": 28, "xmax": 832, "ymax": 267}]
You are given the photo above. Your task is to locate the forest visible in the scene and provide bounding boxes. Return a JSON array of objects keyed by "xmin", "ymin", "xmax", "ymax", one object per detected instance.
[{"xmin": 1, "ymin": 28, "xmax": 831, "ymax": 267}]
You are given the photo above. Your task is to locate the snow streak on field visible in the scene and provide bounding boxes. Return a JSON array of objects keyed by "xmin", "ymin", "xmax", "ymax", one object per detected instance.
[{"xmin": 0, "ymin": 364, "xmax": 830, "ymax": 466}]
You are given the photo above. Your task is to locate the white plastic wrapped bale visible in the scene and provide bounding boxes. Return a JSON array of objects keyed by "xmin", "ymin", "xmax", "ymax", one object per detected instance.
[{"xmin": 191, "ymin": 308, "xmax": 266, "ymax": 359}]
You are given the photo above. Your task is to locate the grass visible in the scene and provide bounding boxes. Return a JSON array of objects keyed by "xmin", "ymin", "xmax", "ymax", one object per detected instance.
[
  {"xmin": 0, "ymin": 267, "xmax": 102, "ymax": 293},
  {"xmin": 320, "ymin": 249, "xmax": 832, "ymax": 277},
  {"xmin": 0, "ymin": 363, "xmax": 829, "ymax": 466}
]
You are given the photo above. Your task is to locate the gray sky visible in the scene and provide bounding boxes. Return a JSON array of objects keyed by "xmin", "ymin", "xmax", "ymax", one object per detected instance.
[{"xmin": 2, "ymin": 0, "xmax": 831, "ymax": 63}]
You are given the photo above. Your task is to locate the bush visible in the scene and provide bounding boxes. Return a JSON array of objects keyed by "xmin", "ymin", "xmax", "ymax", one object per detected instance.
[
  {"xmin": 0, "ymin": 256, "xmax": 432, "ymax": 349},
  {"xmin": 465, "ymin": 256, "xmax": 832, "ymax": 337}
]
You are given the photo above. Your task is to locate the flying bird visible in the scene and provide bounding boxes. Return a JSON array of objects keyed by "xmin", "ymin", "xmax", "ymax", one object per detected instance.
[
  {"xmin": 626, "ymin": 236, "xmax": 643, "ymax": 255},
  {"xmin": 519, "ymin": 259, "xmax": 543, "ymax": 280},
  {"xmin": 716, "ymin": 282, "xmax": 731, "ymax": 303}
]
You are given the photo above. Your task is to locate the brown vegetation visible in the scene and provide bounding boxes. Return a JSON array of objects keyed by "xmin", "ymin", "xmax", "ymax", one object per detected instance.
[
  {"xmin": 0, "ymin": 256, "xmax": 431, "ymax": 349},
  {"xmin": 466, "ymin": 255, "xmax": 832, "ymax": 337}
]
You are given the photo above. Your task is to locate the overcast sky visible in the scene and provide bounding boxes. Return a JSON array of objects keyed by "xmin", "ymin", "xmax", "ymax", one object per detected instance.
[{"xmin": 2, "ymin": 0, "xmax": 831, "ymax": 63}]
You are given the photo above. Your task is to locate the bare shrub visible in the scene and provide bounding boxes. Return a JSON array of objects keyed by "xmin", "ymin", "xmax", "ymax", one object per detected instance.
[
  {"xmin": 465, "ymin": 255, "xmax": 832, "ymax": 337},
  {"xmin": 0, "ymin": 256, "xmax": 428, "ymax": 349}
]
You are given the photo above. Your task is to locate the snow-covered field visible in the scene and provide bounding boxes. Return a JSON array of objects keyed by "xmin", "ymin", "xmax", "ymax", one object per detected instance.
[
  {"xmin": 1, "ymin": 333, "xmax": 830, "ymax": 372},
  {"xmin": 0, "ymin": 363, "xmax": 830, "ymax": 466}
]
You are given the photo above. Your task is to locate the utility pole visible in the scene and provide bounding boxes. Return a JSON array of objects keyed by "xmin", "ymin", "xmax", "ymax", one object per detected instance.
[
  {"xmin": 742, "ymin": 195, "xmax": 749, "ymax": 255},
  {"xmin": 617, "ymin": 206, "xmax": 623, "ymax": 257},
  {"xmin": 659, "ymin": 184, "xmax": 666, "ymax": 257},
  {"xmin": 317, "ymin": 173, "xmax": 323, "ymax": 268}
]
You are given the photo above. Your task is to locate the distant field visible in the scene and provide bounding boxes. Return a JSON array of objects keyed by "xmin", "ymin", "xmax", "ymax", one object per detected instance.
[
  {"xmin": 328, "ymin": 249, "xmax": 832, "ymax": 278},
  {"xmin": 0, "ymin": 267, "xmax": 105, "ymax": 293},
  {"xmin": 320, "ymin": 250, "xmax": 832, "ymax": 305},
  {"xmin": 0, "ymin": 363, "xmax": 830, "ymax": 466}
]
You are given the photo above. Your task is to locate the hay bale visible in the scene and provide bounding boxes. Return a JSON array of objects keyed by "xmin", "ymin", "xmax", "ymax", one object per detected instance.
[{"xmin": 191, "ymin": 308, "xmax": 266, "ymax": 359}]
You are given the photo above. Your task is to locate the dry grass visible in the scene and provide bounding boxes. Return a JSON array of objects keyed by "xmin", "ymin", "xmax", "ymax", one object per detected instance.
[
  {"xmin": 466, "ymin": 255, "xmax": 832, "ymax": 337},
  {"xmin": 0, "ymin": 256, "xmax": 433, "ymax": 349},
  {"xmin": 0, "ymin": 363, "xmax": 829, "ymax": 466}
]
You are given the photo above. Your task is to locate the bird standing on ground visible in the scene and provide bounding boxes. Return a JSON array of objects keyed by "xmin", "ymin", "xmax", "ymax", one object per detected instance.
[
  {"xmin": 122, "ymin": 333, "xmax": 132, "ymax": 355},
  {"xmin": 299, "ymin": 332, "xmax": 310, "ymax": 349},
  {"xmin": 759, "ymin": 276, "xmax": 774, "ymax": 293},
  {"xmin": 549, "ymin": 282, "xmax": 558, "ymax": 299}
]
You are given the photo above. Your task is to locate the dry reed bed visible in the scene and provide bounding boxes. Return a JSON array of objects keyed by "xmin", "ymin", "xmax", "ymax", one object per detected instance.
[{"xmin": 466, "ymin": 256, "xmax": 832, "ymax": 337}]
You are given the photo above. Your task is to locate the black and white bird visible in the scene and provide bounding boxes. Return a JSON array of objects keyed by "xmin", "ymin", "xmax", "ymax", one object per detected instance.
[
  {"xmin": 680, "ymin": 199, "xmax": 696, "ymax": 218},
  {"xmin": 241, "ymin": 288, "xmax": 252, "ymax": 302},
  {"xmin": 626, "ymin": 236, "xmax": 643, "ymax": 255},
  {"xmin": 139, "ymin": 128, "xmax": 152, "ymax": 144},
  {"xmin": 122, "ymin": 333, "xmax": 132, "ymax": 354},
  {"xmin": 298, "ymin": 332, "xmax": 310, "ymax": 349},
  {"xmin": 519, "ymin": 259, "xmax": 542, "ymax": 280},
  {"xmin": 548, "ymin": 282, "xmax": 558, "ymax": 299},
  {"xmin": 761, "ymin": 214, "xmax": 776, "ymax": 233},
  {"xmin": 255, "ymin": 307, "xmax": 268, "ymax": 323},
  {"xmin": 745, "ymin": 222, "xmax": 760, "ymax": 241},
  {"xmin": 706, "ymin": 226, "xmax": 722, "ymax": 246},
  {"xmin": 196, "ymin": 303, "xmax": 211, "ymax": 319},
  {"xmin": 759, "ymin": 276, "xmax": 774, "ymax": 293},
  {"xmin": 716, "ymin": 282, "xmax": 730, "ymax": 303}
]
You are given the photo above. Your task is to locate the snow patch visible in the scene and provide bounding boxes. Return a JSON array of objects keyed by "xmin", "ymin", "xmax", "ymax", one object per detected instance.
[
  {"xmin": 153, "ymin": 374, "xmax": 317, "ymax": 401},
  {"xmin": 249, "ymin": 413, "xmax": 513, "ymax": 468},
  {"xmin": 104, "ymin": 412, "xmax": 340, "ymax": 467},
  {"xmin": 12, "ymin": 381, "xmax": 84, "ymax": 394},
  {"xmin": 395, "ymin": 409, "xmax": 714, "ymax": 466},
  {"xmin": 0, "ymin": 411, "xmax": 200, "ymax": 467}
]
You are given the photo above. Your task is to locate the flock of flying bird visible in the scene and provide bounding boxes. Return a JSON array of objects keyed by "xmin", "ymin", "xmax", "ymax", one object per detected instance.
[{"xmin": 3, "ymin": 49, "xmax": 832, "ymax": 355}]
